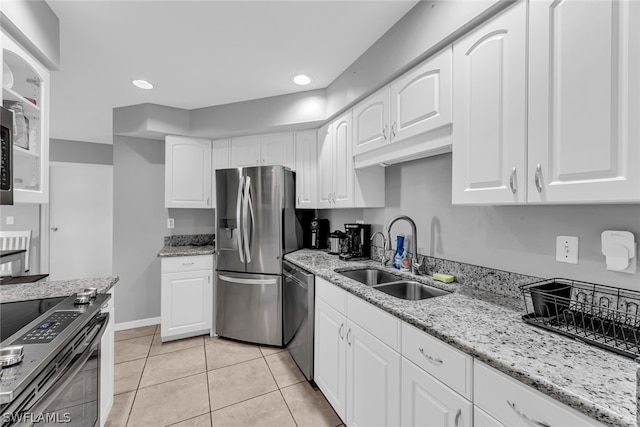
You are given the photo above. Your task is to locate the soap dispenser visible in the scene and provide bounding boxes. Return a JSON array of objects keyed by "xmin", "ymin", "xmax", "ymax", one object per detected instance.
[{"xmin": 393, "ymin": 235, "xmax": 405, "ymax": 269}]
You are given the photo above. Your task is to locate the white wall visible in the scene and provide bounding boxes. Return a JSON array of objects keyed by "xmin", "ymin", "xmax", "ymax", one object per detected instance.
[
  {"xmin": 112, "ymin": 136, "xmax": 214, "ymax": 324},
  {"xmin": 321, "ymin": 154, "xmax": 640, "ymax": 290}
]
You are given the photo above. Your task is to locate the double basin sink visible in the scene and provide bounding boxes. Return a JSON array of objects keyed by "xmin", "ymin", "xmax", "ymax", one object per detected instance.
[{"xmin": 337, "ymin": 268, "xmax": 450, "ymax": 301}]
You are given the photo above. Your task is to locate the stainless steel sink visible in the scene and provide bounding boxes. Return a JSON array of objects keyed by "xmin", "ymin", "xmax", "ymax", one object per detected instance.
[
  {"xmin": 372, "ymin": 281, "xmax": 451, "ymax": 301},
  {"xmin": 338, "ymin": 269, "xmax": 402, "ymax": 286}
]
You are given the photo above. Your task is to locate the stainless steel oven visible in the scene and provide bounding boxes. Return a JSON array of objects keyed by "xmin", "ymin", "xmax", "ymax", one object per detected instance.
[
  {"xmin": 0, "ymin": 293, "xmax": 110, "ymax": 427},
  {"xmin": 0, "ymin": 106, "xmax": 14, "ymax": 205}
]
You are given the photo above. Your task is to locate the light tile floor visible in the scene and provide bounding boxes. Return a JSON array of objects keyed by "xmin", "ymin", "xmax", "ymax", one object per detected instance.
[{"xmin": 107, "ymin": 325, "xmax": 343, "ymax": 427}]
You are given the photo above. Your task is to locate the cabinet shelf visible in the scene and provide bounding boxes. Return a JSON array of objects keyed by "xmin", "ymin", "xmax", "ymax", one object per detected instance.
[
  {"xmin": 2, "ymin": 87, "xmax": 41, "ymax": 117},
  {"xmin": 13, "ymin": 145, "xmax": 40, "ymax": 158}
]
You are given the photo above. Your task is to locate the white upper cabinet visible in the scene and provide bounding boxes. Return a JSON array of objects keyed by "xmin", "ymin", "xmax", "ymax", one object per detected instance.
[
  {"xmin": 527, "ymin": 0, "xmax": 640, "ymax": 203},
  {"xmin": 390, "ymin": 47, "xmax": 452, "ymax": 144},
  {"xmin": 451, "ymin": 0, "xmax": 527, "ymax": 205},
  {"xmin": 230, "ymin": 135, "xmax": 261, "ymax": 168},
  {"xmin": 211, "ymin": 139, "xmax": 230, "ymax": 210},
  {"xmin": 332, "ymin": 111, "xmax": 354, "ymax": 208},
  {"xmin": 229, "ymin": 133, "xmax": 295, "ymax": 170},
  {"xmin": 317, "ymin": 111, "xmax": 385, "ymax": 209},
  {"xmin": 317, "ymin": 123, "xmax": 334, "ymax": 208},
  {"xmin": 353, "ymin": 87, "xmax": 391, "ymax": 156},
  {"xmin": 2, "ymin": 33, "xmax": 50, "ymax": 204},
  {"xmin": 294, "ymin": 130, "xmax": 317, "ymax": 208},
  {"xmin": 165, "ymin": 136, "xmax": 213, "ymax": 209},
  {"xmin": 353, "ymin": 47, "xmax": 453, "ymax": 168},
  {"xmin": 260, "ymin": 132, "xmax": 295, "ymax": 169}
]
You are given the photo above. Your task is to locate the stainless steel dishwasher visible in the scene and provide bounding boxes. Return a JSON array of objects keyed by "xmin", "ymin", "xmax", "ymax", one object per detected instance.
[{"xmin": 283, "ymin": 260, "xmax": 314, "ymax": 381}]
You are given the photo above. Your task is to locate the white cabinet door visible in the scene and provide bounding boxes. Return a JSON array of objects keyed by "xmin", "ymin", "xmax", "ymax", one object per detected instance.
[
  {"xmin": 451, "ymin": 2, "xmax": 527, "ymax": 205},
  {"xmin": 332, "ymin": 110, "xmax": 354, "ymax": 208},
  {"xmin": 314, "ymin": 298, "xmax": 347, "ymax": 421},
  {"xmin": 390, "ymin": 46, "xmax": 452, "ymax": 145},
  {"xmin": 294, "ymin": 130, "xmax": 317, "ymax": 208},
  {"xmin": 346, "ymin": 320, "xmax": 401, "ymax": 427},
  {"xmin": 261, "ymin": 133, "xmax": 295, "ymax": 169},
  {"xmin": 401, "ymin": 358, "xmax": 472, "ymax": 427},
  {"xmin": 165, "ymin": 136, "xmax": 213, "ymax": 208},
  {"xmin": 161, "ymin": 269, "xmax": 212, "ymax": 341},
  {"xmin": 474, "ymin": 361, "xmax": 605, "ymax": 427},
  {"xmin": 317, "ymin": 123, "xmax": 334, "ymax": 208},
  {"xmin": 230, "ymin": 135, "xmax": 261, "ymax": 167},
  {"xmin": 528, "ymin": 0, "xmax": 640, "ymax": 203},
  {"xmin": 474, "ymin": 407, "xmax": 505, "ymax": 427},
  {"xmin": 353, "ymin": 87, "xmax": 391, "ymax": 156},
  {"xmin": 99, "ymin": 290, "xmax": 114, "ymax": 427}
]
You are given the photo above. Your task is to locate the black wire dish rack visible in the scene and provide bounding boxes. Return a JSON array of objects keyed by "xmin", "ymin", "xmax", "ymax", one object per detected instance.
[{"xmin": 520, "ymin": 278, "xmax": 640, "ymax": 359}]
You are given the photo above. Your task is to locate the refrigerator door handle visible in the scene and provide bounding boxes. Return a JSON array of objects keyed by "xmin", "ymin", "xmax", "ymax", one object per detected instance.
[
  {"xmin": 236, "ymin": 175, "xmax": 245, "ymax": 263},
  {"xmin": 243, "ymin": 176, "xmax": 253, "ymax": 263},
  {"xmin": 218, "ymin": 274, "xmax": 278, "ymax": 285},
  {"xmin": 246, "ymin": 177, "xmax": 256, "ymax": 262}
]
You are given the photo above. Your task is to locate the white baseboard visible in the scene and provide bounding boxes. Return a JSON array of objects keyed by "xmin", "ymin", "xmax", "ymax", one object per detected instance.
[{"xmin": 115, "ymin": 317, "xmax": 161, "ymax": 331}]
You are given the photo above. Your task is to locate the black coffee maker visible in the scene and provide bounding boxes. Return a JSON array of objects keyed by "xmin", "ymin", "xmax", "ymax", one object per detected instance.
[
  {"xmin": 339, "ymin": 223, "xmax": 371, "ymax": 261},
  {"xmin": 309, "ymin": 218, "xmax": 329, "ymax": 249}
]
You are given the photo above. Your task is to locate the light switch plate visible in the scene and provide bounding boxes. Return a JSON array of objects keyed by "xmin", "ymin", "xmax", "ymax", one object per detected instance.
[
  {"xmin": 556, "ymin": 236, "xmax": 578, "ymax": 264},
  {"xmin": 167, "ymin": 218, "xmax": 175, "ymax": 229},
  {"xmin": 6, "ymin": 216, "xmax": 13, "ymax": 225}
]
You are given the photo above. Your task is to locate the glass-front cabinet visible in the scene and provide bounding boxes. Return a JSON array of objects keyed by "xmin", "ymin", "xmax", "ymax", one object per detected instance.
[{"xmin": 2, "ymin": 32, "xmax": 50, "ymax": 204}]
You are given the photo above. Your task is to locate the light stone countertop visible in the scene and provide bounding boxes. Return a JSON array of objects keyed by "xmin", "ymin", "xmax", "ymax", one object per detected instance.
[
  {"xmin": 285, "ymin": 249, "xmax": 636, "ymax": 427},
  {"xmin": 0, "ymin": 276, "xmax": 119, "ymax": 303},
  {"xmin": 157, "ymin": 245, "xmax": 215, "ymax": 257}
]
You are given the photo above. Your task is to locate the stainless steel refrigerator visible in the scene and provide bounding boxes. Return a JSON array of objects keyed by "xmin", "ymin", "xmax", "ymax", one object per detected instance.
[{"xmin": 215, "ymin": 165, "xmax": 301, "ymax": 346}]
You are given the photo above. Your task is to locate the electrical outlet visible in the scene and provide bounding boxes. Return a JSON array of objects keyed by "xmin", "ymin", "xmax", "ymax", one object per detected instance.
[
  {"xmin": 6, "ymin": 216, "xmax": 14, "ymax": 225},
  {"xmin": 167, "ymin": 218, "xmax": 175, "ymax": 229},
  {"xmin": 556, "ymin": 236, "xmax": 578, "ymax": 264}
]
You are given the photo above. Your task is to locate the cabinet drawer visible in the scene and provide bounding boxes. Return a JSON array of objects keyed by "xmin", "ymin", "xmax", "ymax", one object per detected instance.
[
  {"xmin": 347, "ymin": 293, "xmax": 400, "ymax": 351},
  {"xmin": 161, "ymin": 255, "xmax": 213, "ymax": 274},
  {"xmin": 316, "ymin": 277, "xmax": 347, "ymax": 314},
  {"xmin": 474, "ymin": 361, "xmax": 605, "ymax": 427},
  {"xmin": 401, "ymin": 323, "xmax": 472, "ymax": 399}
]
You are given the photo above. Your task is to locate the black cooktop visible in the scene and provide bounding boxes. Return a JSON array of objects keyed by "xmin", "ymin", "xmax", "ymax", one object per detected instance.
[{"xmin": 0, "ymin": 297, "xmax": 66, "ymax": 343}]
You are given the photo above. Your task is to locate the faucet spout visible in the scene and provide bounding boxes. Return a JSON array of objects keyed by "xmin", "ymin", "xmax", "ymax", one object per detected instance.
[
  {"xmin": 384, "ymin": 215, "xmax": 418, "ymax": 275},
  {"xmin": 370, "ymin": 231, "xmax": 389, "ymax": 266}
]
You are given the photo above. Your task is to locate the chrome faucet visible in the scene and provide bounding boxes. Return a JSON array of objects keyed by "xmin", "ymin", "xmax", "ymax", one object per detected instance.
[
  {"xmin": 384, "ymin": 215, "xmax": 418, "ymax": 275},
  {"xmin": 370, "ymin": 231, "xmax": 388, "ymax": 266}
]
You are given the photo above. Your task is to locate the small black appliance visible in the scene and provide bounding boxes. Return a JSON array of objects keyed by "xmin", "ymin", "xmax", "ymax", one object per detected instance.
[
  {"xmin": 339, "ymin": 223, "xmax": 371, "ymax": 261},
  {"xmin": 309, "ymin": 218, "xmax": 329, "ymax": 249}
]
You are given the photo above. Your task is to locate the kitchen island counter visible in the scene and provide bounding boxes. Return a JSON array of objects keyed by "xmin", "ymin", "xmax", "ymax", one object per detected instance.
[
  {"xmin": 285, "ymin": 249, "xmax": 636, "ymax": 427},
  {"xmin": 157, "ymin": 245, "xmax": 215, "ymax": 257},
  {"xmin": 0, "ymin": 276, "xmax": 119, "ymax": 303}
]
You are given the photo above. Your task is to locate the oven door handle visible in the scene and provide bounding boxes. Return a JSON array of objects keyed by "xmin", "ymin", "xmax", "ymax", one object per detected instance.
[{"xmin": 24, "ymin": 312, "xmax": 109, "ymax": 418}]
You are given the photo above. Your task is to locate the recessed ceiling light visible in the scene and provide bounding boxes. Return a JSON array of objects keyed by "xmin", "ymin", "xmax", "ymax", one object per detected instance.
[
  {"xmin": 292, "ymin": 74, "xmax": 312, "ymax": 86},
  {"xmin": 132, "ymin": 79, "xmax": 154, "ymax": 90}
]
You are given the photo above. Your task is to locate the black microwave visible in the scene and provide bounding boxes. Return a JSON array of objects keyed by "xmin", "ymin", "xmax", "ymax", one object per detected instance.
[{"xmin": 1, "ymin": 106, "xmax": 14, "ymax": 205}]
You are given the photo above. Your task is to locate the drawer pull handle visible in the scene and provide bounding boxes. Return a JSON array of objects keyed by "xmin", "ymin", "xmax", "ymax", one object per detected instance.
[
  {"xmin": 182, "ymin": 262, "xmax": 195, "ymax": 266},
  {"xmin": 418, "ymin": 347, "xmax": 443, "ymax": 365},
  {"xmin": 507, "ymin": 400, "xmax": 551, "ymax": 427},
  {"xmin": 339, "ymin": 323, "xmax": 345, "ymax": 340},
  {"xmin": 454, "ymin": 409, "xmax": 461, "ymax": 427}
]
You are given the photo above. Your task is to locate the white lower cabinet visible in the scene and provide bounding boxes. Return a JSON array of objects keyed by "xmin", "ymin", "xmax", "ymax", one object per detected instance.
[
  {"xmin": 473, "ymin": 407, "xmax": 504, "ymax": 427},
  {"xmin": 160, "ymin": 255, "xmax": 214, "ymax": 342},
  {"xmin": 474, "ymin": 361, "xmax": 605, "ymax": 427},
  {"xmin": 401, "ymin": 358, "xmax": 472, "ymax": 427},
  {"xmin": 99, "ymin": 289, "xmax": 114, "ymax": 427},
  {"xmin": 346, "ymin": 320, "xmax": 401, "ymax": 427},
  {"xmin": 314, "ymin": 298, "xmax": 348, "ymax": 420}
]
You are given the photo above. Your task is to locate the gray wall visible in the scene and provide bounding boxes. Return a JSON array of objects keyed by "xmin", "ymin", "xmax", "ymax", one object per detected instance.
[
  {"xmin": 50, "ymin": 139, "xmax": 113, "ymax": 165},
  {"xmin": 321, "ymin": 154, "xmax": 640, "ymax": 291},
  {"xmin": 0, "ymin": 203, "xmax": 41, "ymax": 273},
  {"xmin": 112, "ymin": 136, "xmax": 214, "ymax": 324}
]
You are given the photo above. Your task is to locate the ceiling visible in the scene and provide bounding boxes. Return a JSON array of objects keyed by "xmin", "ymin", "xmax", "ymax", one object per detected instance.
[{"xmin": 46, "ymin": 1, "xmax": 418, "ymax": 145}]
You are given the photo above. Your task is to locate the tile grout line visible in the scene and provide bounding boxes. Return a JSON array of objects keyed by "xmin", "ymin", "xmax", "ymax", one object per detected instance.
[
  {"xmin": 203, "ymin": 337, "xmax": 213, "ymax": 420},
  {"xmin": 122, "ymin": 325, "xmax": 156, "ymax": 427},
  {"xmin": 263, "ymin": 353, "xmax": 299, "ymax": 427}
]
